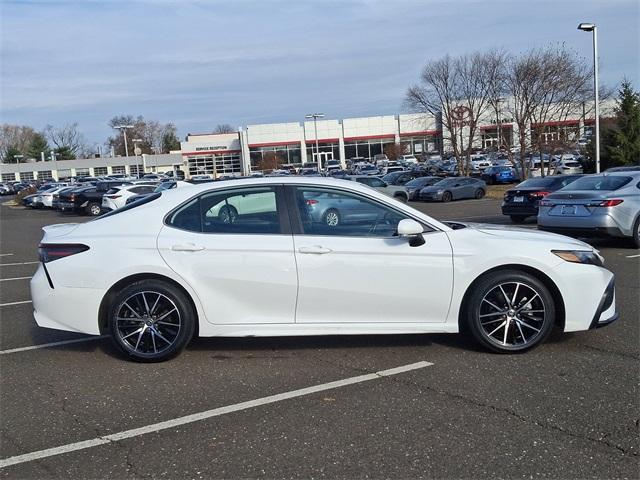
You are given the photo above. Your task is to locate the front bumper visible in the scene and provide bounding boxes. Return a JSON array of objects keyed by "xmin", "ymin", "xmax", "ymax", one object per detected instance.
[
  {"xmin": 589, "ymin": 276, "xmax": 618, "ymax": 329},
  {"xmin": 419, "ymin": 191, "xmax": 443, "ymax": 201}
]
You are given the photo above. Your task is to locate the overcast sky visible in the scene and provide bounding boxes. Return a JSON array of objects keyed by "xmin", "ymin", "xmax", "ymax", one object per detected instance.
[{"xmin": 1, "ymin": 0, "xmax": 638, "ymax": 146}]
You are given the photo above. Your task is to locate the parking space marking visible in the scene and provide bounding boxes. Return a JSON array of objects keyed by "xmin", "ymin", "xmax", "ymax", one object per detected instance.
[
  {"xmin": 0, "ymin": 335, "xmax": 108, "ymax": 355},
  {"xmin": 0, "ymin": 254, "xmax": 14, "ymax": 257},
  {"xmin": 625, "ymin": 254, "xmax": 640, "ymax": 258},
  {"xmin": 0, "ymin": 276, "xmax": 32, "ymax": 282},
  {"xmin": 0, "ymin": 361, "xmax": 433, "ymax": 468},
  {"xmin": 0, "ymin": 300, "xmax": 32, "ymax": 307},
  {"xmin": 0, "ymin": 261, "xmax": 39, "ymax": 267}
]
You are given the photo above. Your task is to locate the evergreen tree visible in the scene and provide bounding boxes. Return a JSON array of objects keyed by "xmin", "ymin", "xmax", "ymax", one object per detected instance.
[
  {"xmin": 27, "ymin": 132, "xmax": 50, "ymax": 160},
  {"xmin": 162, "ymin": 130, "xmax": 181, "ymax": 152},
  {"xmin": 53, "ymin": 146, "xmax": 75, "ymax": 160},
  {"xmin": 606, "ymin": 81, "xmax": 640, "ymax": 166},
  {"xmin": 5, "ymin": 146, "xmax": 22, "ymax": 163}
]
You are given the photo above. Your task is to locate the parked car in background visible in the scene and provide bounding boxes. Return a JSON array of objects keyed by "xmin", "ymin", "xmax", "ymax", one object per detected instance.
[
  {"xmin": 0, "ymin": 183, "xmax": 12, "ymax": 195},
  {"xmin": 344, "ymin": 175, "xmax": 409, "ymax": 202},
  {"xmin": 404, "ymin": 176, "xmax": 442, "ymax": 201},
  {"xmin": 36, "ymin": 185, "xmax": 72, "ymax": 208},
  {"xmin": 125, "ymin": 180, "xmax": 194, "ymax": 205},
  {"xmin": 373, "ymin": 154, "xmax": 389, "ymax": 166},
  {"xmin": 419, "ymin": 177, "xmax": 486, "ymax": 202},
  {"xmin": 102, "ymin": 184, "xmax": 158, "ymax": 211},
  {"xmin": 481, "ymin": 166, "xmax": 517, "ymax": 184},
  {"xmin": 470, "ymin": 155, "xmax": 492, "ymax": 171},
  {"xmin": 325, "ymin": 159, "xmax": 341, "ymax": 173},
  {"xmin": 553, "ymin": 158, "xmax": 584, "ymax": 175},
  {"xmin": 604, "ymin": 165, "xmax": 640, "ymax": 172},
  {"xmin": 398, "ymin": 154, "xmax": 419, "ymax": 165},
  {"xmin": 52, "ymin": 187, "xmax": 77, "ymax": 210},
  {"xmin": 502, "ymin": 175, "xmax": 583, "ymax": 223},
  {"xmin": 356, "ymin": 164, "xmax": 380, "ymax": 176},
  {"xmin": 538, "ymin": 172, "xmax": 640, "ymax": 247},
  {"xmin": 382, "ymin": 171, "xmax": 423, "ymax": 186}
]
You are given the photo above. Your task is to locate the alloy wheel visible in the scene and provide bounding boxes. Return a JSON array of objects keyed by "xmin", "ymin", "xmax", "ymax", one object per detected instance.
[
  {"xmin": 478, "ymin": 281, "xmax": 547, "ymax": 348},
  {"xmin": 325, "ymin": 210, "xmax": 340, "ymax": 226},
  {"xmin": 114, "ymin": 291, "xmax": 182, "ymax": 355}
]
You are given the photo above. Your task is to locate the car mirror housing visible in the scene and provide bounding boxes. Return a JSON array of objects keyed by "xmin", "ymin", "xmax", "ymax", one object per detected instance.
[{"xmin": 398, "ymin": 219, "xmax": 425, "ymax": 247}]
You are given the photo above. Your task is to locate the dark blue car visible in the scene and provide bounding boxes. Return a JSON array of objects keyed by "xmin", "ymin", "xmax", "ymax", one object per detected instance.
[{"xmin": 481, "ymin": 166, "xmax": 517, "ymax": 184}]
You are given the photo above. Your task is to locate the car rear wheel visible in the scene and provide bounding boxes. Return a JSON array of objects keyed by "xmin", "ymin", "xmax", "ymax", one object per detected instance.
[
  {"xmin": 323, "ymin": 209, "xmax": 341, "ymax": 227},
  {"xmin": 474, "ymin": 189, "xmax": 485, "ymax": 199},
  {"xmin": 441, "ymin": 191, "xmax": 452, "ymax": 202},
  {"xmin": 510, "ymin": 215, "xmax": 527, "ymax": 223},
  {"xmin": 464, "ymin": 270, "xmax": 555, "ymax": 353},
  {"xmin": 219, "ymin": 205, "xmax": 238, "ymax": 224},
  {"xmin": 86, "ymin": 202, "xmax": 101, "ymax": 216},
  {"xmin": 633, "ymin": 216, "xmax": 640, "ymax": 248},
  {"xmin": 108, "ymin": 280, "xmax": 196, "ymax": 362}
]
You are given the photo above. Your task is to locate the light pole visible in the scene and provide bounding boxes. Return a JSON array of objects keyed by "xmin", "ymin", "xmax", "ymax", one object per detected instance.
[
  {"xmin": 305, "ymin": 113, "xmax": 324, "ymax": 172},
  {"xmin": 578, "ymin": 22, "xmax": 600, "ymax": 173},
  {"xmin": 132, "ymin": 138, "xmax": 143, "ymax": 177},
  {"xmin": 114, "ymin": 125, "xmax": 134, "ymax": 158}
]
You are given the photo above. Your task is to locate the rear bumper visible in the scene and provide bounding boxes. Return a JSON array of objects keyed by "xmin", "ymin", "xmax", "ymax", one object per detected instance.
[
  {"xmin": 501, "ymin": 203, "xmax": 538, "ymax": 216},
  {"xmin": 538, "ymin": 212, "xmax": 627, "ymax": 238},
  {"xmin": 30, "ymin": 265, "xmax": 103, "ymax": 335}
]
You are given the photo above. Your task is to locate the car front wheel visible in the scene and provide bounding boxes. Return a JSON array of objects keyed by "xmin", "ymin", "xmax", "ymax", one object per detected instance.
[
  {"xmin": 464, "ymin": 270, "xmax": 555, "ymax": 353},
  {"xmin": 441, "ymin": 191, "xmax": 452, "ymax": 202},
  {"xmin": 109, "ymin": 280, "xmax": 196, "ymax": 362}
]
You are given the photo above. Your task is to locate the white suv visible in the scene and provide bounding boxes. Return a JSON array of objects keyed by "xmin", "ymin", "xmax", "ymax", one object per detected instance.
[{"xmin": 102, "ymin": 184, "xmax": 157, "ymax": 211}]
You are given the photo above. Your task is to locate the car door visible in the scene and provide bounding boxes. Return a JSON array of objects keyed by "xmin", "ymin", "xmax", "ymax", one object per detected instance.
[
  {"xmin": 289, "ymin": 185, "xmax": 454, "ymax": 324},
  {"xmin": 157, "ymin": 185, "xmax": 298, "ymax": 325}
]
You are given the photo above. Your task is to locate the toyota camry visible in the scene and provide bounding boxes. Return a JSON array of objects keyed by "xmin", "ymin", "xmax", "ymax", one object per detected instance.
[{"xmin": 31, "ymin": 177, "xmax": 617, "ymax": 361}]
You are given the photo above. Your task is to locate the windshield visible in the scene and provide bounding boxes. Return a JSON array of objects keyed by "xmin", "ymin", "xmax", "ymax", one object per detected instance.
[
  {"xmin": 561, "ymin": 175, "xmax": 632, "ymax": 191},
  {"xmin": 434, "ymin": 178, "xmax": 456, "ymax": 187},
  {"xmin": 405, "ymin": 177, "xmax": 439, "ymax": 187}
]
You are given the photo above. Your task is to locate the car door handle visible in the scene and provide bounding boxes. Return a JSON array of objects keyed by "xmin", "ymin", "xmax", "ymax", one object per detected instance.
[
  {"xmin": 171, "ymin": 243, "xmax": 205, "ymax": 252},
  {"xmin": 298, "ymin": 246, "xmax": 332, "ymax": 255}
]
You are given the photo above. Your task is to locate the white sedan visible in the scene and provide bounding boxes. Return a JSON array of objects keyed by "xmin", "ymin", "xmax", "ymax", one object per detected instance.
[
  {"xmin": 31, "ymin": 177, "xmax": 617, "ymax": 362},
  {"xmin": 102, "ymin": 184, "xmax": 157, "ymax": 211}
]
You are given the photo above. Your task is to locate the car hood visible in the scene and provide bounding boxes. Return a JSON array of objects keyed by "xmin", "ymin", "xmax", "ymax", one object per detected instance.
[{"xmin": 446, "ymin": 221, "xmax": 593, "ymax": 250}]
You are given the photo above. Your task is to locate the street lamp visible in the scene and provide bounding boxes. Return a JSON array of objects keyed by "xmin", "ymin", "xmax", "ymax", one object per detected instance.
[
  {"xmin": 132, "ymin": 138, "xmax": 143, "ymax": 177},
  {"xmin": 114, "ymin": 125, "xmax": 134, "ymax": 157},
  {"xmin": 578, "ymin": 22, "xmax": 600, "ymax": 173},
  {"xmin": 305, "ymin": 113, "xmax": 325, "ymax": 172}
]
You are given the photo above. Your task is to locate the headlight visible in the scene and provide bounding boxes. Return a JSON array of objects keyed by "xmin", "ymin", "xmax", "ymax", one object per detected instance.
[
  {"xmin": 552, "ymin": 250, "xmax": 604, "ymax": 266},
  {"xmin": 436, "ymin": 189, "xmax": 444, "ymax": 194}
]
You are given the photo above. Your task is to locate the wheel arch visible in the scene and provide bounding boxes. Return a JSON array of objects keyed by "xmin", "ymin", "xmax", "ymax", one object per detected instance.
[
  {"xmin": 98, "ymin": 273, "xmax": 200, "ymax": 336},
  {"xmin": 458, "ymin": 263, "xmax": 565, "ymax": 333}
]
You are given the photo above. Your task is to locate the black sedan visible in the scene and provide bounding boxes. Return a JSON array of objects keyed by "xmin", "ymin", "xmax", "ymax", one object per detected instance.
[{"xmin": 501, "ymin": 175, "xmax": 583, "ymax": 223}]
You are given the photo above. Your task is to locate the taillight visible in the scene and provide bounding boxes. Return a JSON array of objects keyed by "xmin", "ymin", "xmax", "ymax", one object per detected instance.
[
  {"xmin": 106, "ymin": 195, "xmax": 121, "ymax": 199},
  {"xmin": 38, "ymin": 244, "xmax": 89, "ymax": 263},
  {"xmin": 529, "ymin": 191, "xmax": 550, "ymax": 199},
  {"xmin": 70, "ymin": 194, "xmax": 76, "ymax": 201},
  {"xmin": 596, "ymin": 199, "xmax": 624, "ymax": 207},
  {"xmin": 306, "ymin": 199, "xmax": 319, "ymax": 205}
]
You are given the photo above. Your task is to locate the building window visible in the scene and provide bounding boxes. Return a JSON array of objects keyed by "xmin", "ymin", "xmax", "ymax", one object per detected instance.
[
  {"xmin": 113, "ymin": 165, "xmax": 127, "ymax": 175},
  {"xmin": 2, "ymin": 173, "xmax": 15, "ymax": 182},
  {"xmin": 187, "ymin": 153, "xmax": 242, "ymax": 177},
  {"xmin": 57, "ymin": 169, "xmax": 72, "ymax": 180},
  {"xmin": 94, "ymin": 167, "xmax": 108, "ymax": 176},
  {"xmin": 249, "ymin": 145, "xmax": 302, "ymax": 170},
  {"xmin": 75, "ymin": 168, "xmax": 90, "ymax": 177},
  {"xmin": 19, "ymin": 172, "xmax": 34, "ymax": 181},
  {"xmin": 38, "ymin": 170, "xmax": 53, "ymax": 180}
]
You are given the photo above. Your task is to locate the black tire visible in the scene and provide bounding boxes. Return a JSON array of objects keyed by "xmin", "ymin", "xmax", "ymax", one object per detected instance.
[
  {"xmin": 463, "ymin": 270, "xmax": 555, "ymax": 353},
  {"xmin": 323, "ymin": 208, "xmax": 341, "ymax": 227},
  {"xmin": 441, "ymin": 191, "xmax": 452, "ymax": 202},
  {"xmin": 474, "ymin": 188, "xmax": 485, "ymax": 199},
  {"xmin": 86, "ymin": 202, "xmax": 101, "ymax": 216},
  {"xmin": 633, "ymin": 215, "xmax": 640, "ymax": 248},
  {"xmin": 219, "ymin": 205, "xmax": 238, "ymax": 224},
  {"xmin": 394, "ymin": 193, "xmax": 408, "ymax": 203},
  {"xmin": 510, "ymin": 215, "xmax": 527, "ymax": 224},
  {"xmin": 108, "ymin": 279, "xmax": 196, "ymax": 362}
]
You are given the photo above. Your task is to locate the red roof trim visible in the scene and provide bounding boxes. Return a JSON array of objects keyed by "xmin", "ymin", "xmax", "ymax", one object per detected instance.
[
  {"xmin": 182, "ymin": 149, "xmax": 241, "ymax": 156},
  {"xmin": 531, "ymin": 119, "xmax": 580, "ymax": 128},
  {"xmin": 399, "ymin": 130, "xmax": 440, "ymax": 137},
  {"xmin": 343, "ymin": 134, "xmax": 396, "ymax": 142}
]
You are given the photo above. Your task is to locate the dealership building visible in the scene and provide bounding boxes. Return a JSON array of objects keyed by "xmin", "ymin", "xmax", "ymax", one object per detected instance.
[{"xmin": 0, "ymin": 105, "xmax": 606, "ymax": 182}]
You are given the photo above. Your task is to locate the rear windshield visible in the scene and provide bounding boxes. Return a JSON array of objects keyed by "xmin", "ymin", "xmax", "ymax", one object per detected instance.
[
  {"xmin": 562, "ymin": 175, "xmax": 632, "ymax": 191},
  {"xmin": 517, "ymin": 177, "xmax": 558, "ymax": 188}
]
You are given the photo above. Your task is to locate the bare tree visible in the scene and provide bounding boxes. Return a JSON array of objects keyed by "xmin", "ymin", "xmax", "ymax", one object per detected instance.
[
  {"xmin": 259, "ymin": 151, "xmax": 285, "ymax": 171},
  {"xmin": 406, "ymin": 51, "xmax": 505, "ymax": 175},
  {"xmin": 214, "ymin": 124, "xmax": 235, "ymax": 134},
  {"xmin": 106, "ymin": 115, "xmax": 178, "ymax": 156},
  {"xmin": 0, "ymin": 124, "xmax": 36, "ymax": 162},
  {"xmin": 44, "ymin": 123, "xmax": 85, "ymax": 157}
]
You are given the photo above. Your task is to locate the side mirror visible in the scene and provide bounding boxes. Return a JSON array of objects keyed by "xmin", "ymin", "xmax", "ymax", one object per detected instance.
[{"xmin": 397, "ymin": 219, "xmax": 425, "ymax": 247}]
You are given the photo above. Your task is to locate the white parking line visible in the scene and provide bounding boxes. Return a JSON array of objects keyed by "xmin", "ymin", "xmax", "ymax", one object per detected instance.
[
  {"xmin": 0, "ymin": 276, "xmax": 32, "ymax": 282},
  {"xmin": 0, "ymin": 262, "xmax": 39, "ymax": 267},
  {"xmin": 625, "ymin": 254, "xmax": 640, "ymax": 258},
  {"xmin": 0, "ymin": 361, "xmax": 433, "ymax": 468},
  {"xmin": 0, "ymin": 335, "xmax": 108, "ymax": 355},
  {"xmin": 0, "ymin": 300, "xmax": 32, "ymax": 307},
  {"xmin": 0, "ymin": 254, "xmax": 14, "ymax": 257}
]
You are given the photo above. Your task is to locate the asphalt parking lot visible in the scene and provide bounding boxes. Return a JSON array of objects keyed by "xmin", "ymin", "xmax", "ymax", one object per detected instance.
[{"xmin": 0, "ymin": 198, "xmax": 638, "ymax": 479}]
